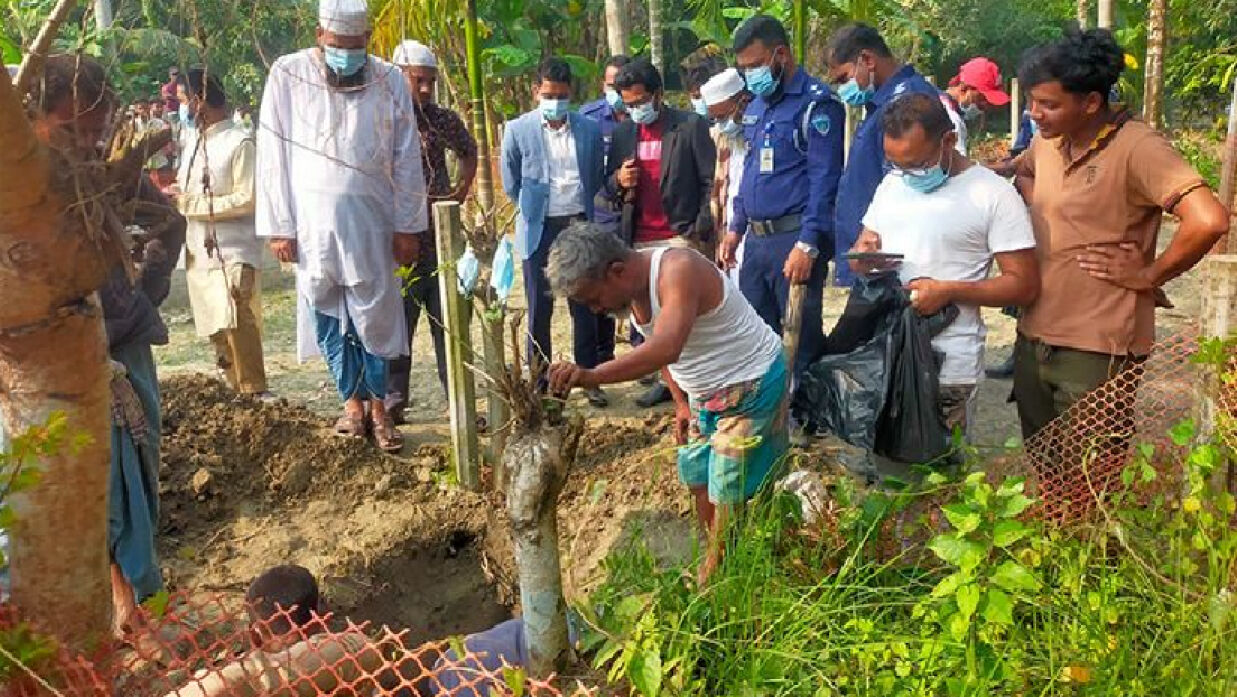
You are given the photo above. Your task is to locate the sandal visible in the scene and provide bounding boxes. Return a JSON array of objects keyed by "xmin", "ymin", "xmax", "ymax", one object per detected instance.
[
  {"xmin": 372, "ymin": 415, "xmax": 405, "ymax": 453},
  {"xmin": 334, "ymin": 414, "xmax": 367, "ymax": 438}
]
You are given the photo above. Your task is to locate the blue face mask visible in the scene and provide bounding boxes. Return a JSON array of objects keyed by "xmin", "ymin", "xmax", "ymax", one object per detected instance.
[
  {"xmin": 324, "ymin": 46, "xmax": 367, "ymax": 77},
  {"xmin": 1029, "ymin": 119, "xmax": 1040, "ymax": 135},
  {"xmin": 744, "ymin": 64, "xmax": 779, "ymax": 98},
  {"xmin": 837, "ymin": 63, "xmax": 876, "ymax": 106},
  {"xmin": 604, "ymin": 88, "xmax": 625, "ymax": 113},
  {"xmin": 629, "ymin": 101, "xmax": 659, "ymax": 125},
  {"xmin": 178, "ymin": 103, "xmax": 194, "ymax": 128},
  {"xmin": 691, "ymin": 97, "xmax": 708, "ymax": 116},
  {"xmin": 718, "ymin": 118, "xmax": 744, "ymax": 138},
  {"xmin": 539, "ymin": 97, "xmax": 569, "ymax": 121},
  {"xmin": 897, "ymin": 140, "xmax": 951, "ymax": 194},
  {"xmin": 962, "ymin": 102, "xmax": 982, "ymax": 121}
]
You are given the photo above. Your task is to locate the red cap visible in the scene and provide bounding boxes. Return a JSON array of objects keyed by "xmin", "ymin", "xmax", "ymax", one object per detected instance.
[{"xmin": 956, "ymin": 57, "xmax": 1011, "ymax": 106}]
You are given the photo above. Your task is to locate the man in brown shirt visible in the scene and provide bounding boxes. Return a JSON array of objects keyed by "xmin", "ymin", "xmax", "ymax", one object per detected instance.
[
  {"xmin": 1012, "ymin": 29, "xmax": 1229, "ymax": 439},
  {"xmin": 386, "ymin": 40, "xmax": 479, "ymax": 423}
]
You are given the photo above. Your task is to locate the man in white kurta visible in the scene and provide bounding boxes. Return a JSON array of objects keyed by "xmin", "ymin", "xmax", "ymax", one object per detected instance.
[
  {"xmin": 176, "ymin": 68, "xmax": 268, "ymax": 396},
  {"xmin": 256, "ymin": 0, "xmax": 427, "ymax": 451}
]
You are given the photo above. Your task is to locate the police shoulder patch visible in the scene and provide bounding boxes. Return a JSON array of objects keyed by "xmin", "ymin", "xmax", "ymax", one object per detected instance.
[{"xmin": 811, "ymin": 113, "xmax": 831, "ymax": 135}]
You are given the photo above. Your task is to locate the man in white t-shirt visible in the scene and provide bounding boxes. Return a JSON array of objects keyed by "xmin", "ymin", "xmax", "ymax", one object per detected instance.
[{"xmin": 850, "ymin": 93, "xmax": 1038, "ymax": 434}]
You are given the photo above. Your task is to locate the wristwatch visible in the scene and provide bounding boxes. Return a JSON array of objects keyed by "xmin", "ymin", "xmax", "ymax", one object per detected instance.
[{"xmin": 795, "ymin": 241, "xmax": 820, "ymax": 259}]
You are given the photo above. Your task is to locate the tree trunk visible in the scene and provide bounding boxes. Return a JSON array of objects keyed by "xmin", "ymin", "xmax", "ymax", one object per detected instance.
[
  {"xmin": 506, "ymin": 424, "xmax": 576, "ymax": 676},
  {"xmin": 93, "ymin": 0, "xmax": 113, "ymax": 29},
  {"xmin": 1097, "ymin": 0, "xmax": 1113, "ymax": 29},
  {"xmin": 604, "ymin": 0, "xmax": 629, "ymax": 58},
  {"xmin": 0, "ymin": 58, "xmax": 113, "ymax": 651},
  {"xmin": 648, "ymin": 0, "xmax": 663, "ymax": 74},
  {"xmin": 1221, "ymin": 75, "xmax": 1237, "ymax": 253},
  {"xmin": 1076, "ymin": 0, "xmax": 1089, "ymax": 28},
  {"xmin": 793, "ymin": 0, "xmax": 807, "ymax": 63},
  {"xmin": 1142, "ymin": 0, "xmax": 1166, "ymax": 128}
]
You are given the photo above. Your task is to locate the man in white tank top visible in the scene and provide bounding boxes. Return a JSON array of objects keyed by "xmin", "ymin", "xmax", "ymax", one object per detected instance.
[{"xmin": 544, "ymin": 222, "xmax": 788, "ymax": 584}]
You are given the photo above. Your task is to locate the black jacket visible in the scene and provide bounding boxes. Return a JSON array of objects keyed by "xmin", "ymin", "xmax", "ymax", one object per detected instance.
[{"xmin": 605, "ymin": 107, "xmax": 716, "ymax": 245}]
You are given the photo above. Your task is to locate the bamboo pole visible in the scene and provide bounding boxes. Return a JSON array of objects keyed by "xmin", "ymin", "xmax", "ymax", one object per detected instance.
[
  {"xmin": 463, "ymin": 0, "xmax": 510, "ymax": 474},
  {"xmin": 793, "ymin": 0, "xmax": 807, "ymax": 64},
  {"xmin": 1142, "ymin": 0, "xmax": 1166, "ymax": 128},
  {"xmin": 435, "ymin": 201, "xmax": 480, "ymax": 490}
]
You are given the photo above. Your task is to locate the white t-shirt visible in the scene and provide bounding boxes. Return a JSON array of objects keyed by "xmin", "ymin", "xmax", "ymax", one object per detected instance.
[{"xmin": 861, "ymin": 165, "xmax": 1035, "ymax": 385}]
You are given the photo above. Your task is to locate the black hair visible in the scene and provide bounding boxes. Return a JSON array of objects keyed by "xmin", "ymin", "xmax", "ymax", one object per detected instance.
[
  {"xmin": 537, "ymin": 56, "xmax": 573, "ymax": 86},
  {"xmin": 679, "ymin": 43, "xmax": 727, "ymax": 92},
  {"xmin": 882, "ymin": 92, "xmax": 953, "ymax": 140},
  {"xmin": 614, "ymin": 58, "xmax": 663, "ymax": 95},
  {"xmin": 1017, "ymin": 28, "xmax": 1124, "ymax": 102},
  {"xmin": 824, "ymin": 23, "xmax": 893, "ymax": 65},
  {"xmin": 246, "ymin": 565, "xmax": 319, "ymax": 635},
  {"xmin": 180, "ymin": 68, "xmax": 227, "ymax": 109},
  {"xmin": 733, "ymin": 15, "xmax": 789, "ymax": 53},
  {"xmin": 604, "ymin": 55, "xmax": 631, "ymax": 71},
  {"xmin": 28, "ymin": 53, "xmax": 113, "ymax": 115}
]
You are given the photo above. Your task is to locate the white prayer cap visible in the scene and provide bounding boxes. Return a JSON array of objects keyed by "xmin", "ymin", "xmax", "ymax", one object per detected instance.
[
  {"xmin": 392, "ymin": 40, "xmax": 437, "ymax": 68},
  {"xmin": 319, "ymin": 0, "xmax": 369, "ymax": 36},
  {"xmin": 701, "ymin": 68, "xmax": 745, "ymax": 107}
]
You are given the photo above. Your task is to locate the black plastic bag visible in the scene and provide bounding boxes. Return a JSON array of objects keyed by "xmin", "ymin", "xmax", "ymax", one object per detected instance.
[
  {"xmin": 822, "ymin": 270, "xmax": 904, "ymax": 355},
  {"xmin": 792, "ymin": 272, "xmax": 902, "ymax": 450},
  {"xmin": 873, "ymin": 303, "xmax": 959, "ymax": 465}
]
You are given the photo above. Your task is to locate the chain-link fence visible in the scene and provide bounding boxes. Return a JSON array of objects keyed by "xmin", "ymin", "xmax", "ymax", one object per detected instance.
[
  {"xmin": 3, "ymin": 593, "xmax": 597, "ymax": 696},
  {"xmin": 1017, "ymin": 326, "xmax": 1234, "ymax": 522}
]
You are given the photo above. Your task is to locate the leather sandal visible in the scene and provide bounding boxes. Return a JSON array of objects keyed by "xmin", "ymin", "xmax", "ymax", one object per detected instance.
[
  {"xmin": 372, "ymin": 415, "xmax": 405, "ymax": 454},
  {"xmin": 333, "ymin": 414, "xmax": 366, "ymax": 438}
]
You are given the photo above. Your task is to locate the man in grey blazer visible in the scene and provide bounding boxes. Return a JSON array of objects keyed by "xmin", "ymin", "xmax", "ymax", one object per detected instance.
[{"xmin": 501, "ymin": 57, "xmax": 613, "ymax": 406}]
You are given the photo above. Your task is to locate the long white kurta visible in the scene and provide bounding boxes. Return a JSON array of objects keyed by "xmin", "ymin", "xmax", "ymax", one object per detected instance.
[{"xmin": 255, "ymin": 48, "xmax": 427, "ymax": 362}]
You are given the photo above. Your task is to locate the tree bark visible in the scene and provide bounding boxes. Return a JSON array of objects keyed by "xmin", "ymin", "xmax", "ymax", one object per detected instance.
[
  {"xmin": 1142, "ymin": 0, "xmax": 1166, "ymax": 128},
  {"xmin": 604, "ymin": 0, "xmax": 629, "ymax": 58},
  {"xmin": 1097, "ymin": 0, "xmax": 1113, "ymax": 29},
  {"xmin": 0, "ymin": 60, "xmax": 113, "ymax": 651},
  {"xmin": 506, "ymin": 423, "xmax": 578, "ymax": 676},
  {"xmin": 648, "ymin": 0, "xmax": 663, "ymax": 74},
  {"xmin": 93, "ymin": 0, "xmax": 113, "ymax": 29},
  {"xmin": 1076, "ymin": 0, "xmax": 1089, "ymax": 28}
]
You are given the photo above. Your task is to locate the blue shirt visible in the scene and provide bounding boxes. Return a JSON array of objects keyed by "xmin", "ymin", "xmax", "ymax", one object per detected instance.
[
  {"xmin": 730, "ymin": 68, "xmax": 845, "ymax": 254},
  {"xmin": 833, "ymin": 64, "xmax": 939, "ymax": 285},
  {"xmin": 579, "ymin": 96, "xmax": 624, "ymax": 227}
]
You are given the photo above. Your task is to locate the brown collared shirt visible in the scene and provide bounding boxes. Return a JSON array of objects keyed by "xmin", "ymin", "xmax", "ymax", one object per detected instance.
[
  {"xmin": 417, "ymin": 102, "xmax": 477, "ymax": 200},
  {"xmin": 1015, "ymin": 113, "xmax": 1206, "ymax": 356}
]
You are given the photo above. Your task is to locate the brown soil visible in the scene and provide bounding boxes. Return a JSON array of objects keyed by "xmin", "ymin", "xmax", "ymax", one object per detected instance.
[{"xmin": 157, "ymin": 376, "xmax": 693, "ymax": 645}]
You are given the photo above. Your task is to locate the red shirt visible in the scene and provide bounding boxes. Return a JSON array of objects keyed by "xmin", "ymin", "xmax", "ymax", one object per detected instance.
[{"xmin": 634, "ymin": 121, "xmax": 675, "ymax": 243}]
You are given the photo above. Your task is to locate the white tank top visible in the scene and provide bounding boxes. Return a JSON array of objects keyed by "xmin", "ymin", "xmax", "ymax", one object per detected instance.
[{"xmin": 636, "ymin": 247, "xmax": 783, "ymax": 397}]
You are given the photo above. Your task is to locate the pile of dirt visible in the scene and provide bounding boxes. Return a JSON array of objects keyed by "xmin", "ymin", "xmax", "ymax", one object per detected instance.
[{"xmin": 156, "ymin": 375, "xmax": 510, "ymax": 644}]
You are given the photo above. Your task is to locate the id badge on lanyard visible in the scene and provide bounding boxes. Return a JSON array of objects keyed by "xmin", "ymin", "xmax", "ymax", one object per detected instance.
[{"xmin": 760, "ymin": 122, "xmax": 774, "ymax": 174}]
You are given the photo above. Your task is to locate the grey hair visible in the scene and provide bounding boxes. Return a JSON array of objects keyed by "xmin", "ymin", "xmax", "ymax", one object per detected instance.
[{"xmin": 546, "ymin": 221, "xmax": 630, "ymax": 296}]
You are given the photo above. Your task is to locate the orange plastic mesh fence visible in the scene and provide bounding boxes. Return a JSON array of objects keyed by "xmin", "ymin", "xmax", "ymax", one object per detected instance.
[
  {"xmin": 2, "ymin": 594, "xmax": 595, "ymax": 697},
  {"xmin": 1017, "ymin": 326, "xmax": 1234, "ymax": 522}
]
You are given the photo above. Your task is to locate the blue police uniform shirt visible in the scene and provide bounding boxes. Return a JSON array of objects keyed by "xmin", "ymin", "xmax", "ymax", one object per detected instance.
[
  {"xmin": 580, "ymin": 96, "xmax": 623, "ymax": 227},
  {"xmin": 833, "ymin": 64, "xmax": 940, "ymax": 285},
  {"xmin": 730, "ymin": 67, "xmax": 845, "ymax": 254}
]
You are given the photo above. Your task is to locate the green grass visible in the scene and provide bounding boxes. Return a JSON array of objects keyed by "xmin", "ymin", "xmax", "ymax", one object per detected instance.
[{"xmin": 580, "ymin": 432, "xmax": 1237, "ymax": 696}]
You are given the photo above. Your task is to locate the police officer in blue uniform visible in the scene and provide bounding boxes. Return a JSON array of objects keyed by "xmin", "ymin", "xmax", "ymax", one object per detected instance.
[
  {"xmin": 719, "ymin": 15, "xmax": 845, "ymax": 379},
  {"xmin": 824, "ymin": 23, "xmax": 940, "ymax": 286},
  {"xmin": 580, "ymin": 55, "xmax": 632, "ymax": 237}
]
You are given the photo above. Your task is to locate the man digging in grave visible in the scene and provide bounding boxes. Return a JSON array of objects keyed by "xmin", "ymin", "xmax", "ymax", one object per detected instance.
[{"xmin": 546, "ymin": 222, "xmax": 789, "ymax": 584}]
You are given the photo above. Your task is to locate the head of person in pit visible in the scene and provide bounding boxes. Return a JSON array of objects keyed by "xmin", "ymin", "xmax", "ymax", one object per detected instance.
[{"xmin": 246, "ymin": 565, "xmax": 325, "ymax": 650}]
